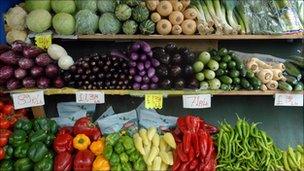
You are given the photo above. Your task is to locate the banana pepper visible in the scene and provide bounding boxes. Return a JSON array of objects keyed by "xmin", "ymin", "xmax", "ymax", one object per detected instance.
[{"xmin": 73, "ymin": 134, "xmax": 91, "ymax": 151}]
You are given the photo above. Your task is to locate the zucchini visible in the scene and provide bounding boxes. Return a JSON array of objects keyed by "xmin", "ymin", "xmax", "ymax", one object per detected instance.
[
  {"xmin": 219, "ymin": 75, "xmax": 233, "ymax": 85},
  {"xmin": 233, "ymin": 77, "xmax": 241, "ymax": 85},
  {"xmin": 249, "ymin": 77, "xmax": 262, "ymax": 88},
  {"xmin": 216, "ymin": 69, "xmax": 225, "ymax": 76},
  {"xmin": 241, "ymin": 78, "xmax": 250, "ymax": 89},
  {"xmin": 230, "ymin": 70, "xmax": 240, "ymax": 78},
  {"xmin": 231, "ymin": 54, "xmax": 245, "ymax": 70},
  {"xmin": 294, "ymin": 82, "xmax": 303, "ymax": 91},
  {"xmin": 220, "ymin": 84, "xmax": 229, "ymax": 91},
  {"xmin": 288, "ymin": 55, "xmax": 304, "ymax": 68},
  {"xmin": 278, "ymin": 81, "xmax": 293, "ymax": 91},
  {"xmin": 219, "ymin": 62, "xmax": 227, "ymax": 70},
  {"xmin": 228, "ymin": 61, "xmax": 236, "ymax": 69},
  {"xmin": 240, "ymin": 68, "xmax": 247, "ymax": 77},
  {"xmin": 284, "ymin": 62, "xmax": 302, "ymax": 80},
  {"xmin": 222, "ymin": 55, "xmax": 231, "ymax": 63},
  {"xmin": 245, "ymin": 70, "xmax": 255, "ymax": 79},
  {"xmin": 212, "ymin": 55, "xmax": 221, "ymax": 62},
  {"xmin": 285, "ymin": 75, "xmax": 298, "ymax": 85}
]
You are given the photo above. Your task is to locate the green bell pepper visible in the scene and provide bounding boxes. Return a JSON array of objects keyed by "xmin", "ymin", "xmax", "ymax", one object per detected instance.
[
  {"xmin": 28, "ymin": 142, "xmax": 48, "ymax": 162},
  {"xmin": 33, "ymin": 118, "xmax": 50, "ymax": 133},
  {"xmin": 14, "ymin": 119, "xmax": 32, "ymax": 132},
  {"xmin": 125, "ymin": 146, "xmax": 135, "ymax": 155},
  {"xmin": 29, "ymin": 130, "xmax": 47, "ymax": 143},
  {"xmin": 0, "ymin": 159, "xmax": 14, "ymax": 171},
  {"xmin": 129, "ymin": 151, "xmax": 140, "ymax": 162},
  {"xmin": 111, "ymin": 163, "xmax": 122, "ymax": 171},
  {"xmin": 134, "ymin": 157, "xmax": 146, "ymax": 171},
  {"xmin": 120, "ymin": 135, "xmax": 134, "ymax": 150},
  {"xmin": 106, "ymin": 133, "xmax": 120, "ymax": 145},
  {"xmin": 3, "ymin": 145, "xmax": 14, "ymax": 159},
  {"xmin": 114, "ymin": 142, "xmax": 124, "ymax": 154},
  {"xmin": 48, "ymin": 120, "xmax": 58, "ymax": 135},
  {"xmin": 104, "ymin": 144, "xmax": 113, "ymax": 160},
  {"xmin": 119, "ymin": 152, "xmax": 129, "ymax": 163},
  {"xmin": 14, "ymin": 143, "xmax": 29, "ymax": 158},
  {"xmin": 14, "ymin": 158, "xmax": 33, "ymax": 171},
  {"xmin": 9, "ymin": 130, "xmax": 27, "ymax": 147},
  {"xmin": 121, "ymin": 162, "xmax": 132, "ymax": 171},
  {"xmin": 34, "ymin": 157, "xmax": 53, "ymax": 171},
  {"xmin": 44, "ymin": 134, "xmax": 55, "ymax": 147},
  {"xmin": 110, "ymin": 152, "xmax": 120, "ymax": 165},
  {"xmin": 44, "ymin": 150, "xmax": 54, "ymax": 160}
]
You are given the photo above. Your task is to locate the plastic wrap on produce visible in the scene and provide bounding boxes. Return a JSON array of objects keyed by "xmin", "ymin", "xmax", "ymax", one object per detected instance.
[
  {"xmin": 96, "ymin": 110, "xmax": 138, "ymax": 135},
  {"xmin": 95, "ymin": 106, "xmax": 115, "ymax": 121},
  {"xmin": 231, "ymin": 50, "xmax": 286, "ymax": 64},
  {"xmin": 52, "ymin": 102, "xmax": 96, "ymax": 126}
]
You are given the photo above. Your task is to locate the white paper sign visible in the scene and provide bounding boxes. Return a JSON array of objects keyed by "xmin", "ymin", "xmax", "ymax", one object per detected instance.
[
  {"xmin": 183, "ymin": 94, "xmax": 211, "ymax": 108},
  {"xmin": 274, "ymin": 93, "xmax": 303, "ymax": 106},
  {"xmin": 76, "ymin": 91, "xmax": 105, "ymax": 104},
  {"xmin": 12, "ymin": 91, "xmax": 45, "ymax": 109}
]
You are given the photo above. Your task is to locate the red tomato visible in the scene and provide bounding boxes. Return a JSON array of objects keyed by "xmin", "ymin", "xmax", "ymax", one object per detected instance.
[
  {"xmin": 0, "ymin": 119, "xmax": 11, "ymax": 129},
  {"xmin": 0, "ymin": 102, "xmax": 4, "ymax": 110},
  {"xmin": 0, "ymin": 129, "xmax": 12, "ymax": 138},
  {"xmin": 0, "ymin": 137, "xmax": 8, "ymax": 147},
  {"xmin": 0, "ymin": 147, "xmax": 5, "ymax": 160},
  {"xmin": 2, "ymin": 105, "xmax": 14, "ymax": 115}
]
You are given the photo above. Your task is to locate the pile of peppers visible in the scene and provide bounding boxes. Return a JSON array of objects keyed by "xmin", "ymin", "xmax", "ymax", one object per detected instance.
[
  {"xmin": 172, "ymin": 115, "xmax": 218, "ymax": 171},
  {"xmin": 53, "ymin": 117, "xmax": 104, "ymax": 171}
]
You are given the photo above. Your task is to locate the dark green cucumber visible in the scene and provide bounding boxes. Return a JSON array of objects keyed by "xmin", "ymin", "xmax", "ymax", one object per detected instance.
[
  {"xmin": 284, "ymin": 62, "xmax": 302, "ymax": 80},
  {"xmin": 220, "ymin": 84, "xmax": 229, "ymax": 91},
  {"xmin": 219, "ymin": 75, "xmax": 233, "ymax": 85},
  {"xmin": 216, "ymin": 69, "xmax": 225, "ymax": 76},
  {"xmin": 241, "ymin": 78, "xmax": 250, "ymax": 89},
  {"xmin": 278, "ymin": 81, "xmax": 293, "ymax": 91},
  {"xmin": 230, "ymin": 70, "xmax": 240, "ymax": 78},
  {"xmin": 294, "ymin": 82, "xmax": 303, "ymax": 91},
  {"xmin": 222, "ymin": 55, "xmax": 231, "ymax": 63},
  {"xmin": 288, "ymin": 55, "xmax": 304, "ymax": 68},
  {"xmin": 212, "ymin": 55, "xmax": 222, "ymax": 62},
  {"xmin": 231, "ymin": 54, "xmax": 245, "ymax": 70},
  {"xmin": 233, "ymin": 77, "xmax": 241, "ymax": 85},
  {"xmin": 285, "ymin": 75, "xmax": 298, "ymax": 85},
  {"xmin": 228, "ymin": 61, "xmax": 236, "ymax": 69},
  {"xmin": 249, "ymin": 77, "xmax": 262, "ymax": 88},
  {"xmin": 245, "ymin": 70, "xmax": 255, "ymax": 79},
  {"xmin": 240, "ymin": 68, "xmax": 247, "ymax": 77},
  {"xmin": 219, "ymin": 62, "xmax": 227, "ymax": 70}
]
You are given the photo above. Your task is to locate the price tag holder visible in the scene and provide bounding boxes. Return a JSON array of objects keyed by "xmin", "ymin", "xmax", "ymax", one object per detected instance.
[
  {"xmin": 145, "ymin": 94, "xmax": 163, "ymax": 109},
  {"xmin": 35, "ymin": 34, "xmax": 52, "ymax": 49},
  {"xmin": 76, "ymin": 91, "xmax": 105, "ymax": 104},
  {"xmin": 183, "ymin": 94, "xmax": 211, "ymax": 109},
  {"xmin": 274, "ymin": 93, "xmax": 303, "ymax": 107},
  {"xmin": 12, "ymin": 91, "xmax": 45, "ymax": 110}
]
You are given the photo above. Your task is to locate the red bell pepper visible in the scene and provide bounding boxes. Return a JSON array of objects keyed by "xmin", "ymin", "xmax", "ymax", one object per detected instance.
[
  {"xmin": 53, "ymin": 133, "xmax": 73, "ymax": 153},
  {"xmin": 74, "ymin": 149, "xmax": 95, "ymax": 171},
  {"xmin": 0, "ymin": 129, "xmax": 11, "ymax": 147},
  {"xmin": 0, "ymin": 147, "xmax": 5, "ymax": 160},
  {"xmin": 57, "ymin": 127, "xmax": 73, "ymax": 136},
  {"xmin": 54, "ymin": 152, "xmax": 73, "ymax": 171},
  {"xmin": 73, "ymin": 117, "xmax": 101, "ymax": 141}
]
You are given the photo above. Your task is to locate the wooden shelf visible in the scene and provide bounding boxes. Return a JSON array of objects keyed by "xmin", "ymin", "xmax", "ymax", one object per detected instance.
[
  {"xmin": 77, "ymin": 34, "xmax": 304, "ymax": 41},
  {"xmin": 5, "ymin": 88, "xmax": 303, "ymax": 96}
]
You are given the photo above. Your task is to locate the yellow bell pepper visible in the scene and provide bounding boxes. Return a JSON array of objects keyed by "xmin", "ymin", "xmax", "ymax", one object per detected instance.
[
  {"xmin": 90, "ymin": 137, "xmax": 105, "ymax": 156},
  {"xmin": 73, "ymin": 134, "xmax": 91, "ymax": 151},
  {"xmin": 92, "ymin": 155, "xmax": 110, "ymax": 171}
]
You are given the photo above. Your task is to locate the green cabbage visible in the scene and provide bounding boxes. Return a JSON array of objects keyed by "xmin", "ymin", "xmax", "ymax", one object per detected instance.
[
  {"xmin": 122, "ymin": 20, "xmax": 138, "ymax": 35},
  {"xmin": 52, "ymin": 13, "xmax": 75, "ymax": 35},
  {"xmin": 115, "ymin": 4, "xmax": 132, "ymax": 21},
  {"xmin": 25, "ymin": 0, "xmax": 51, "ymax": 12},
  {"xmin": 75, "ymin": 10, "xmax": 99, "ymax": 34},
  {"xmin": 97, "ymin": 0, "xmax": 117, "ymax": 13},
  {"xmin": 51, "ymin": 0, "xmax": 76, "ymax": 14},
  {"xmin": 99, "ymin": 13, "xmax": 121, "ymax": 34},
  {"xmin": 26, "ymin": 9, "xmax": 52, "ymax": 33},
  {"xmin": 75, "ymin": 0, "xmax": 97, "ymax": 12}
]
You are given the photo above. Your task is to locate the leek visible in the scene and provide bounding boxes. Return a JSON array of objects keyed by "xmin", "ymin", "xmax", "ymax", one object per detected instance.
[
  {"xmin": 236, "ymin": 2, "xmax": 251, "ymax": 34},
  {"xmin": 204, "ymin": 0, "xmax": 223, "ymax": 34},
  {"xmin": 222, "ymin": 0, "xmax": 241, "ymax": 33},
  {"xmin": 213, "ymin": 0, "xmax": 233, "ymax": 34},
  {"xmin": 201, "ymin": 0, "xmax": 215, "ymax": 27},
  {"xmin": 234, "ymin": 9, "xmax": 246, "ymax": 34},
  {"xmin": 191, "ymin": 0, "xmax": 213, "ymax": 35}
]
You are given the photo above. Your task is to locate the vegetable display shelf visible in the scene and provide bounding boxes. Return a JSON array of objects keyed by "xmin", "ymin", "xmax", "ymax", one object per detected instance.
[{"xmin": 5, "ymin": 88, "xmax": 303, "ymax": 96}]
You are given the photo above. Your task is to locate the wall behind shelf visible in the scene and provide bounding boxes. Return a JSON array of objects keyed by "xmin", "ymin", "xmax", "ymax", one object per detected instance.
[{"xmin": 45, "ymin": 39, "xmax": 303, "ymax": 149}]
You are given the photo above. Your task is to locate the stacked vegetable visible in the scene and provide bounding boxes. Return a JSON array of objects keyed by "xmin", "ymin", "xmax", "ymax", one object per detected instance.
[
  {"xmin": 282, "ymin": 56, "xmax": 304, "ymax": 91},
  {"xmin": 194, "ymin": 48, "xmax": 262, "ymax": 90},
  {"xmin": 0, "ymin": 41, "xmax": 64, "ymax": 90},
  {"xmin": 63, "ymin": 51, "xmax": 132, "ymax": 90},
  {"xmin": 281, "ymin": 145, "xmax": 304, "ymax": 171},
  {"xmin": 104, "ymin": 132, "xmax": 146, "ymax": 171},
  {"xmin": 147, "ymin": 0, "xmax": 198, "ymax": 35},
  {"xmin": 0, "ymin": 117, "xmax": 58, "ymax": 171},
  {"xmin": 172, "ymin": 115, "xmax": 218, "ymax": 171},
  {"xmin": 153, "ymin": 43, "xmax": 199, "ymax": 89},
  {"xmin": 133, "ymin": 127, "xmax": 176, "ymax": 170},
  {"xmin": 129, "ymin": 41, "xmax": 159, "ymax": 90}
]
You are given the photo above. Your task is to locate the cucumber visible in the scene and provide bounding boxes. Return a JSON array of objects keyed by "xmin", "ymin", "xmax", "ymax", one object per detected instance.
[
  {"xmin": 219, "ymin": 48, "xmax": 228, "ymax": 56},
  {"xmin": 233, "ymin": 77, "xmax": 241, "ymax": 85},
  {"xmin": 231, "ymin": 54, "xmax": 245, "ymax": 70},
  {"xmin": 288, "ymin": 55, "xmax": 304, "ymax": 68},
  {"xmin": 240, "ymin": 68, "xmax": 247, "ymax": 77},
  {"xmin": 285, "ymin": 75, "xmax": 298, "ymax": 85},
  {"xmin": 284, "ymin": 62, "xmax": 302, "ymax": 80},
  {"xmin": 222, "ymin": 55, "xmax": 231, "ymax": 62},
  {"xmin": 278, "ymin": 81, "xmax": 293, "ymax": 91},
  {"xmin": 220, "ymin": 84, "xmax": 229, "ymax": 91},
  {"xmin": 249, "ymin": 77, "xmax": 262, "ymax": 88},
  {"xmin": 219, "ymin": 75, "xmax": 233, "ymax": 85},
  {"xmin": 219, "ymin": 62, "xmax": 227, "ymax": 70},
  {"xmin": 216, "ymin": 69, "xmax": 225, "ymax": 76},
  {"xmin": 212, "ymin": 55, "xmax": 222, "ymax": 62},
  {"xmin": 246, "ymin": 70, "xmax": 255, "ymax": 79},
  {"xmin": 228, "ymin": 61, "xmax": 236, "ymax": 69},
  {"xmin": 230, "ymin": 70, "xmax": 240, "ymax": 78},
  {"xmin": 294, "ymin": 82, "xmax": 303, "ymax": 91},
  {"xmin": 241, "ymin": 78, "xmax": 250, "ymax": 89}
]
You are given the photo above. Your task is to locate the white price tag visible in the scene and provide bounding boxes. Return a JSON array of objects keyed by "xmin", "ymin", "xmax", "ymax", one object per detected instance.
[
  {"xmin": 76, "ymin": 91, "xmax": 105, "ymax": 104},
  {"xmin": 183, "ymin": 94, "xmax": 211, "ymax": 109},
  {"xmin": 274, "ymin": 93, "xmax": 303, "ymax": 106},
  {"xmin": 12, "ymin": 91, "xmax": 45, "ymax": 109}
]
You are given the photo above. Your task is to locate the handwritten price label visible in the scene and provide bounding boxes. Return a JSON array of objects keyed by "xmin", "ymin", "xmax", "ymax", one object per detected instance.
[
  {"xmin": 183, "ymin": 94, "xmax": 211, "ymax": 108},
  {"xmin": 274, "ymin": 93, "xmax": 303, "ymax": 107},
  {"xmin": 12, "ymin": 91, "xmax": 45, "ymax": 109},
  {"xmin": 35, "ymin": 34, "xmax": 52, "ymax": 49},
  {"xmin": 145, "ymin": 94, "xmax": 163, "ymax": 109},
  {"xmin": 76, "ymin": 91, "xmax": 105, "ymax": 104}
]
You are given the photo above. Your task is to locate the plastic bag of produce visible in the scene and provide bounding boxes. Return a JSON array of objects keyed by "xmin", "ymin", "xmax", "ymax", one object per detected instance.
[
  {"xmin": 231, "ymin": 50, "xmax": 286, "ymax": 63},
  {"xmin": 96, "ymin": 110, "xmax": 138, "ymax": 135},
  {"xmin": 95, "ymin": 106, "xmax": 115, "ymax": 120},
  {"xmin": 53, "ymin": 102, "xmax": 96, "ymax": 126}
]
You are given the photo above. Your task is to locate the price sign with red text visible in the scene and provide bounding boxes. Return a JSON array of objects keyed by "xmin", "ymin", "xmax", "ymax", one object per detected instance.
[
  {"xmin": 183, "ymin": 94, "xmax": 211, "ymax": 109},
  {"xmin": 145, "ymin": 94, "xmax": 163, "ymax": 109},
  {"xmin": 274, "ymin": 93, "xmax": 303, "ymax": 106},
  {"xmin": 12, "ymin": 91, "xmax": 45, "ymax": 109},
  {"xmin": 76, "ymin": 91, "xmax": 105, "ymax": 104}
]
